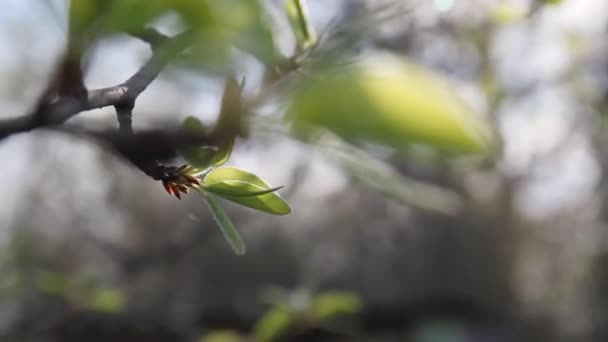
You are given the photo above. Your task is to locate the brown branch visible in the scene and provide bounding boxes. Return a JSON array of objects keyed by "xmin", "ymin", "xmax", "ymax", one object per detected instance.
[
  {"xmin": 114, "ymin": 101, "xmax": 135, "ymax": 135},
  {"xmin": 0, "ymin": 30, "xmax": 194, "ymax": 141},
  {"xmin": 128, "ymin": 27, "xmax": 169, "ymax": 50},
  {"xmin": 55, "ymin": 126, "xmax": 212, "ymax": 179}
]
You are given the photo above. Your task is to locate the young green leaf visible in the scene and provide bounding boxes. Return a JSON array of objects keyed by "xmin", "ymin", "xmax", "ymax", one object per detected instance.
[
  {"xmin": 254, "ymin": 307, "xmax": 294, "ymax": 342},
  {"xmin": 203, "ymin": 180, "xmax": 284, "ymax": 197},
  {"xmin": 182, "ymin": 115, "xmax": 207, "ymax": 133},
  {"xmin": 311, "ymin": 291, "xmax": 362, "ymax": 323},
  {"xmin": 201, "ymin": 330, "xmax": 243, "ymax": 342},
  {"xmin": 87, "ymin": 288, "xmax": 126, "ymax": 313},
  {"xmin": 182, "ymin": 165, "xmax": 207, "ymax": 177},
  {"xmin": 228, "ymin": 0, "xmax": 280, "ymax": 65},
  {"xmin": 285, "ymin": 0, "xmax": 317, "ymax": 51},
  {"xmin": 203, "ymin": 167, "xmax": 292, "ymax": 215},
  {"xmin": 180, "ymin": 116, "xmax": 233, "ymax": 168},
  {"xmin": 198, "ymin": 189, "xmax": 246, "ymax": 256}
]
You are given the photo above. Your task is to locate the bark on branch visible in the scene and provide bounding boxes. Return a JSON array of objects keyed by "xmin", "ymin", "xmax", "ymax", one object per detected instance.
[{"xmin": 0, "ymin": 30, "xmax": 194, "ymax": 140}]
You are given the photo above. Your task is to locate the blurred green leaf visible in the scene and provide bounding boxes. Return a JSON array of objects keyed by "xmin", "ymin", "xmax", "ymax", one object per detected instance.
[
  {"xmin": 0, "ymin": 272, "xmax": 21, "ymax": 299},
  {"xmin": 203, "ymin": 167, "xmax": 292, "ymax": 215},
  {"xmin": 69, "ymin": 0, "xmax": 278, "ymax": 67},
  {"xmin": 285, "ymin": 0, "xmax": 317, "ymax": 50},
  {"xmin": 289, "ymin": 53, "xmax": 492, "ymax": 154},
  {"xmin": 311, "ymin": 291, "xmax": 362, "ymax": 323},
  {"xmin": 198, "ymin": 189, "xmax": 246, "ymax": 256},
  {"xmin": 181, "ymin": 116, "xmax": 233, "ymax": 168},
  {"xmin": 37, "ymin": 271, "xmax": 69, "ymax": 296},
  {"xmin": 224, "ymin": 0, "xmax": 279, "ymax": 65},
  {"xmin": 201, "ymin": 330, "xmax": 243, "ymax": 342},
  {"xmin": 542, "ymin": 0, "xmax": 562, "ymax": 4},
  {"xmin": 182, "ymin": 115, "xmax": 207, "ymax": 132},
  {"xmin": 70, "ymin": 0, "xmax": 175, "ymax": 37},
  {"xmin": 177, "ymin": 0, "xmax": 279, "ymax": 69},
  {"xmin": 254, "ymin": 307, "xmax": 294, "ymax": 342},
  {"xmin": 320, "ymin": 133, "xmax": 463, "ymax": 214},
  {"xmin": 87, "ymin": 288, "xmax": 126, "ymax": 313},
  {"xmin": 103, "ymin": 0, "xmax": 171, "ymax": 33},
  {"xmin": 490, "ymin": 4, "xmax": 526, "ymax": 23}
]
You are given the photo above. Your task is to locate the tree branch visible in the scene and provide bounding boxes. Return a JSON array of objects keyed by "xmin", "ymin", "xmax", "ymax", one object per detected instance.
[
  {"xmin": 114, "ymin": 100, "xmax": 135, "ymax": 135},
  {"xmin": 128, "ymin": 27, "xmax": 169, "ymax": 50},
  {"xmin": 0, "ymin": 30, "xmax": 194, "ymax": 141}
]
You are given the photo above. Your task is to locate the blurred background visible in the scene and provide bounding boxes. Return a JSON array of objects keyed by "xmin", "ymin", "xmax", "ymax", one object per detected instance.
[{"xmin": 1, "ymin": 0, "xmax": 608, "ymax": 341}]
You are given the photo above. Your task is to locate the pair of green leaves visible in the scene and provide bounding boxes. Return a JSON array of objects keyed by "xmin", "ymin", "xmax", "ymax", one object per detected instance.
[
  {"xmin": 181, "ymin": 116, "xmax": 291, "ymax": 256},
  {"xmin": 201, "ymin": 167, "xmax": 291, "ymax": 216},
  {"xmin": 195, "ymin": 167, "xmax": 291, "ymax": 256}
]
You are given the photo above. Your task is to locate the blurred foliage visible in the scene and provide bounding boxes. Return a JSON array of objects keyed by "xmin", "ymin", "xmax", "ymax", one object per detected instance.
[
  {"xmin": 201, "ymin": 330, "xmax": 244, "ymax": 342},
  {"xmin": 38, "ymin": 271, "xmax": 126, "ymax": 313},
  {"xmin": 200, "ymin": 289, "xmax": 362, "ymax": 342},
  {"xmin": 490, "ymin": 4, "xmax": 527, "ymax": 24},
  {"xmin": 181, "ymin": 116, "xmax": 234, "ymax": 169},
  {"xmin": 71, "ymin": 0, "xmax": 278, "ymax": 68},
  {"xmin": 289, "ymin": 53, "xmax": 492, "ymax": 154},
  {"xmin": 310, "ymin": 291, "xmax": 362, "ymax": 327},
  {"xmin": 253, "ymin": 306, "xmax": 295, "ymax": 342},
  {"xmin": 285, "ymin": 0, "xmax": 317, "ymax": 51}
]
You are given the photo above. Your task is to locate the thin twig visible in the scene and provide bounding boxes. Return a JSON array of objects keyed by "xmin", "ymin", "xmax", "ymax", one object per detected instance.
[
  {"xmin": 114, "ymin": 101, "xmax": 135, "ymax": 135},
  {"xmin": 128, "ymin": 27, "xmax": 169, "ymax": 50}
]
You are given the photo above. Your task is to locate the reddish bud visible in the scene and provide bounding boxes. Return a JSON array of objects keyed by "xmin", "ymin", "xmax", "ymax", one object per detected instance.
[
  {"xmin": 184, "ymin": 175, "xmax": 200, "ymax": 185},
  {"xmin": 162, "ymin": 180, "xmax": 173, "ymax": 195}
]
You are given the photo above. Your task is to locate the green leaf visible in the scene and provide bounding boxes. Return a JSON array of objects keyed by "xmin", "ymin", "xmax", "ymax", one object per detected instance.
[
  {"xmin": 226, "ymin": 0, "xmax": 280, "ymax": 65},
  {"xmin": 203, "ymin": 167, "xmax": 292, "ymax": 215},
  {"xmin": 181, "ymin": 116, "xmax": 233, "ymax": 168},
  {"xmin": 285, "ymin": 0, "xmax": 317, "ymax": 50},
  {"xmin": 88, "ymin": 288, "xmax": 126, "ymax": 313},
  {"xmin": 201, "ymin": 330, "xmax": 243, "ymax": 342},
  {"xmin": 37, "ymin": 271, "xmax": 69, "ymax": 296},
  {"xmin": 311, "ymin": 291, "xmax": 362, "ymax": 322},
  {"xmin": 182, "ymin": 115, "xmax": 207, "ymax": 132},
  {"xmin": 178, "ymin": 0, "xmax": 279, "ymax": 69},
  {"xmin": 289, "ymin": 53, "xmax": 492, "ymax": 154},
  {"xmin": 70, "ymin": 0, "xmax": 177, "ymax": 37},
  {"xmin": 490, "ymin": 4, "xmax": 526, "ymax": 23},
  {"xmin": 254, "ymin": 307, "xmax": 294, "ymax": 342},
  {"xmin": 203, "ymin": 180, "xmax": 284, "ymax": 197},
  {"xmin": 70, "ymin": 1, "xmax": 277, "ymax": 69},
  {"xmin": 198, "ymin": 189, "xmax": 246, "ymax": 256},
  {"xmin": 310, "ymin": 291, "xmax": 362, "ymax": 334},
  {"xmin": 182, "ymin": 165, "xmax": 207, "ymax": 177}
]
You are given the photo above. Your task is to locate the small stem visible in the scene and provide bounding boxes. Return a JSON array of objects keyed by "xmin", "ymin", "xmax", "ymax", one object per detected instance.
[{"xmin": 114, "ymin": 100, "xmax": 135, "ymax": 135}]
